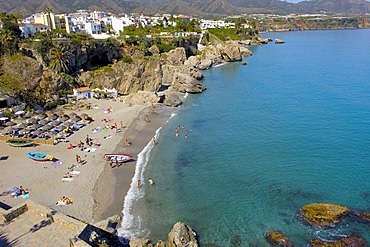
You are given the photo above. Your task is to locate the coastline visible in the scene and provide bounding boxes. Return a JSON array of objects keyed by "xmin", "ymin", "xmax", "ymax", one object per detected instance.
[
  {"xmin": 93, "ymin": 104, "xmax": 175, "ymax": 222},
  {"xmin": 0, "ymin": 98, "xmax": 163, "ymax": 224}
]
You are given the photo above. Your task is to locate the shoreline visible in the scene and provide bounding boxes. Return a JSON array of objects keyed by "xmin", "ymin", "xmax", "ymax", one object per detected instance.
[
  {"xmin": 0, "ymin": 98, "xmax": 160, "ymax": 224},
  {"xmin": 93, "ymin": 104, "xmax": 175, "ymax": 222}
]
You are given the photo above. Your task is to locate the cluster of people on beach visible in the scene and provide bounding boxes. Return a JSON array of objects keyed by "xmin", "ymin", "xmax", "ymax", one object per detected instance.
[{"xmin": 11, "ymin": 185, "xmax": 29, "ymax": 199}]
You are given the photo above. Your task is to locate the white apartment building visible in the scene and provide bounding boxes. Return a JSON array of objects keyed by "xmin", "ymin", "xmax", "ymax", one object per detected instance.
[
  {"xmin": 19, "ymin": 23, "xmax": 48, "ymax": 38},
  {"xmin": 84, "ymin": 22, "xmax": 102, "ymax": 35},
  {"xmin": 199, "ymin": 19, "xmax": 236, "ymax": 29},
  {"xmin": 90, "ymin": 11, "xmax": 107, "ymax": 20},
  {"xmin": 101, "ymin": 16, "xmax": 134, "ymax": 35}
]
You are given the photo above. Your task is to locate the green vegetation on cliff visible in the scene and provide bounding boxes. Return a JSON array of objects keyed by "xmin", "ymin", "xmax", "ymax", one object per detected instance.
[{"xmin": 208, "ymin": 28, "xmax": 257, "ymax": 41}]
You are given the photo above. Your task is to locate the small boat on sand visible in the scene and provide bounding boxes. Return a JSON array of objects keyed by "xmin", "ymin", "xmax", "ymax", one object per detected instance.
[
  {"xmin": 27, "ymin": 152, "xmax": 53, "ymax": 161},
  {"xmin": 104, "ymin": 154, "xmax": 133, "ymax": 163},
  {"xmin": 7, "ymin": 139, "xmax": 34, "ymax": 147}
]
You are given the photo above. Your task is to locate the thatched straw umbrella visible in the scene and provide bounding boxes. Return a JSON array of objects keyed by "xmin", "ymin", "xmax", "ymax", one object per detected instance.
[{"xmin": 5, "ymin": 121, "xmax": 16, "ymax": 126}]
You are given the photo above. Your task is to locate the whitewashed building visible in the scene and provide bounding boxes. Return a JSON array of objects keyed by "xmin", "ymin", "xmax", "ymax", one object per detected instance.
[
  {"xmin": 19, "ymin": 23, "xmax": 48, "ymax": 38},
  {"xmin": 84, "ymin": 22, "xmax": 102, "ymax": 35},
  {"xmin": 73, "ymin": 87, "xmax": 92, "ymax": 100}
]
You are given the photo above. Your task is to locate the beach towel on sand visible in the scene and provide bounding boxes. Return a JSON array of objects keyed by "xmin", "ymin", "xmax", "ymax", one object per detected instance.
[
  {"xmin": 21, "ymin": 194, "xmax": 29, "ymax": 199},
  {"xmin": 62, "ymin": 177, "xmax": 74, "ymax": 182}
]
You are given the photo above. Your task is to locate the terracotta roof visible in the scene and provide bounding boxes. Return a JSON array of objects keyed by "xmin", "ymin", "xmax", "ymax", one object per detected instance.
[{"xmin": 75, "ymin": 87, "xmax": 91, "ymax": 92}]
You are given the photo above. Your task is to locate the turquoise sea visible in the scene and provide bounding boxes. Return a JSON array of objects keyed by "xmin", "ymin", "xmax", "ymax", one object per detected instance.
[{"xmin": 118, "ymin": 29, "xmax": 370, "ymax": 246}]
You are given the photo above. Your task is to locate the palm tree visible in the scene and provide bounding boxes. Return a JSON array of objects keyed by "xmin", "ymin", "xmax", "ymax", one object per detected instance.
[
  {"xmin": 49, "ymin": 44, "xmax": 70, "ymax": 73},
  {"xmin": 0, "ymin": 29, "xmax": 15, "ymax": 55},
  {"xmin": 44, "ymin": 7, "xmax": 54, "ymax": 30}
]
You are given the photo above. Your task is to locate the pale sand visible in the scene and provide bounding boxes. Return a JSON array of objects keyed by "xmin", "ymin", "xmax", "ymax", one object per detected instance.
[{"xmin": 0, "ymin": 98, "xmax": 171, "ymax": 224}]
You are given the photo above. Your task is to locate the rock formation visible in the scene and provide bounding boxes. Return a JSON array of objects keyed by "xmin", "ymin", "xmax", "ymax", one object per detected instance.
[
  {"xmin": 350, "ymin": 210, "xmax": 370, "ymax": 224},
  {"xmin": 264, "ymin": 230, "xmax": 294, "ymax": 247},
  {"xmin": 3, "ymin": 36, "xmax": 252, "ymax": 108},
  {"xmin": 275, "ymin": 39, "xmax": 285, "ymax": 44},
  {"xmin": 168, "ymin": 222, "xmax": 198, "ymax": 247},
  {"xmin": 310, "ymin": 236, "xmax": 367, "ymax": 247},
  {"xmin": 300, "ymin": 203, "xmax": 350, "ymax": 227}
]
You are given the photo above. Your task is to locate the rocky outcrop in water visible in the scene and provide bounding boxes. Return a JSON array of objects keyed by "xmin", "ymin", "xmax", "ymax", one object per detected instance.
[
  {"xmin": 275, "ymin": 39, "xmax": 285, "ymax": 44},
  {"xmin": 168, "ymin": 222, "xmax": 198, "ymax": 247},
  {"xmin": 310, "ymin": 236, "xmax": 367, "ymax": 247},
  {"xmin": 265, "ymin": 230, "xmax": 294, "ymax": 247},
  {"xmin": 350, "ymin": 210, "xmax": 370, "ymax": 224},
  {"xmin": 300, "ymin": 203, "xmax": 350, "ymax": 227},
  {"xmin": 185, "ymin": 40, "xmax": 252, "ymax": 70}
]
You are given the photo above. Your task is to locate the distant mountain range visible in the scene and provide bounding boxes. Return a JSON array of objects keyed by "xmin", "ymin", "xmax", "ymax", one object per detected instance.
[{"xmin": 0, "ymin": 0, "xmax": 369, "ymax": 17}]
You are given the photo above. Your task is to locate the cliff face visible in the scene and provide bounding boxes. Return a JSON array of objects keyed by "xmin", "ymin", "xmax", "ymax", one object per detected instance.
[{"xmin": 2, "ymin": 39, "xmax": 252, "ymax": 107}]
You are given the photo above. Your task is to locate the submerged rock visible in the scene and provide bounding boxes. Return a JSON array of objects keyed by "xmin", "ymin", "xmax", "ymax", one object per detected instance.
[
  {"xmin": 350, "ymin": 210, "xmax": 370, "ymax": 224},
  {"xmin": 300, "ymin": 203, "xmax": 350, "ymax": 227},
  {"xmin": 310, "ymin": 236, "xmax": 367, "ymax": 247},
  {"xmin": 264, "ymin": 230, "xmax": 294, "ymax": 247},
  {"xmin": 168, "ymin": 222, "xmax": 198, "ymax": 247}
]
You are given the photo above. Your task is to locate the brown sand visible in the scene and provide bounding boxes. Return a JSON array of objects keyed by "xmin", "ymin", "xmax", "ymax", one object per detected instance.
[
  {"xmin": 0, "ymin": 98, "xmax": 173, "ymax": 224},
  {"xmin": 93, "ymin": 107, "xmax": 173, "ymax": 221}
]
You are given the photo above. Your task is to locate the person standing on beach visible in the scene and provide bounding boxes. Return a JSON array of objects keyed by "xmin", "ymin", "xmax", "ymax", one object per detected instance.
[
  {"xmin": 137, "ymin": 180, "xmax": 141, "ymax": 189},
  {"xmin": 152, "ymin": 136, "xmax": 156, "ymax": 145}
]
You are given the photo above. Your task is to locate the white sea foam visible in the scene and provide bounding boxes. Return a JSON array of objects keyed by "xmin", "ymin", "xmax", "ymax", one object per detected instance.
[
  {"xmin": 117, "ymin": 113, "xmax": 177, "ymax": 239},
  {"xmin": 213, "ymin": 62, "xmax": 228, "ymax": 68}
]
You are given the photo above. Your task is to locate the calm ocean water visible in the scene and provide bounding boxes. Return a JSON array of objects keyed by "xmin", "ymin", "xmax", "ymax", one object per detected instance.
[{"xmin": 118, "ymin": 29, "xmax": 370, "ymax": 246}]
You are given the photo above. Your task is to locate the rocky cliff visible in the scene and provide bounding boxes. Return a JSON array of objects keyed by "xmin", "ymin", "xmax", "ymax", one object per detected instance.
[
  {"xmin": 78, "ymin": 40, "xmax": 252, "ymax": 106},
  {"xmin": 1, "ymin": 39, "xmax": 252, "ymax": 107}
]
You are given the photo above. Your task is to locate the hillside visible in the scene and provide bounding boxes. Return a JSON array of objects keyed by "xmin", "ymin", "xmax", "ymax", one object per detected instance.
[{"xmin": 0, "ymin": 0, "xmax": 369, "ymax": 17}]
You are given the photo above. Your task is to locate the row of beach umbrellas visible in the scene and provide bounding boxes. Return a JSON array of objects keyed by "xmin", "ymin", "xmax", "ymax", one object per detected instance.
[{"xmin": 1, "ymin": 108, "xmax": 92, "ymax": 134}]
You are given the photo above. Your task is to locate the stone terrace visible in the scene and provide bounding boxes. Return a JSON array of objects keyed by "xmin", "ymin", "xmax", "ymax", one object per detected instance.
[{"xmin": 0, "ymin": 200, "xmax": 117, "ymax": 246}]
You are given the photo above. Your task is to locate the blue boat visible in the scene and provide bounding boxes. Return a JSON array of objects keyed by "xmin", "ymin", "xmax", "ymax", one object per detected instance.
[{"xmin": 26, "ymin": 152, "xmax": 53, "ymax": 162}]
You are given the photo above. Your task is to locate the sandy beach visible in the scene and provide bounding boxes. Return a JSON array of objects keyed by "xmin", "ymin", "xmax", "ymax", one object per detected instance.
[{"xmin": 0, "ymin": 98, "xmax": 173, "ymax": 224}]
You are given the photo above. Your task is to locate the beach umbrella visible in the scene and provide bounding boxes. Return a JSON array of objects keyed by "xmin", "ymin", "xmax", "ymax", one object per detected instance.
[
  {"xmin": 50, "ymin": 120, "xmax": 61, "ymax": 126},
  {"xmin": 39, "ymin": 119, "xmax": 50, "ymax": 125},
  {"xmin": 27, "ymin": 118, "xmax": 38, "ymax": 124},
  {"xmin": 54, "ymin": 110, "xmax": 64, "ymax": 116},
  {"xmin": 43, "ymin": 125, "xmax": 53, "ymax": 131},
  {"xmin": 17, "ymin": 123, "xmax": 27, "ymax": 129},
  {"xmin": 18, "ymin": 129, "xmax": 29, "ymax": 135},
  {"xmin": 30, "ymin": 123, "xmax": 41, "ymax": 129},
  {"xmin": 5, "ymin": 121, "xmax": 16, "ymax": 126},
  {"xmin": 32, "ymin": 129, "xmax": 42, "ymax": 135},
  {"xmin": 38, "ymin": 113, "xmax": 48, "ymax": 119},
  {"xmin": 27, "ymin": 127, "xmax": 36, "ymax": 132},
  {"xmin": 24, "ymin": 112, "xmax": 33, "ymax": 118},
  {"xmin": 4, "ymin": 126, "xmax": 15, "ymax": 133},
  {"xmin": 72, "ymin": 117, "xmax": 81, "ymax": 123},
  {"xmin": 64, "ymin": 121, "xmax": 74, "ymax": 127},
  {"xmin": 80, "ymin": 113, "xmax": 89, "ymax": 119},
  {"xmin": 14, "ymin": 110, "xmax": 25, "ymax": 116},
  {"xmin": 48, "ymin": 115, "xmax": 58, "ymax": 120},
  {"xmin": 0, "ymin": 117, "xmax": 9, "ymax": 121},
  {"xmin": 60, "ymin": 116, "xmax": 69, "ymax": 121},
  {"xmin": 47, "ymin": 130, "xmax": 58, "ymax": 137}
]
